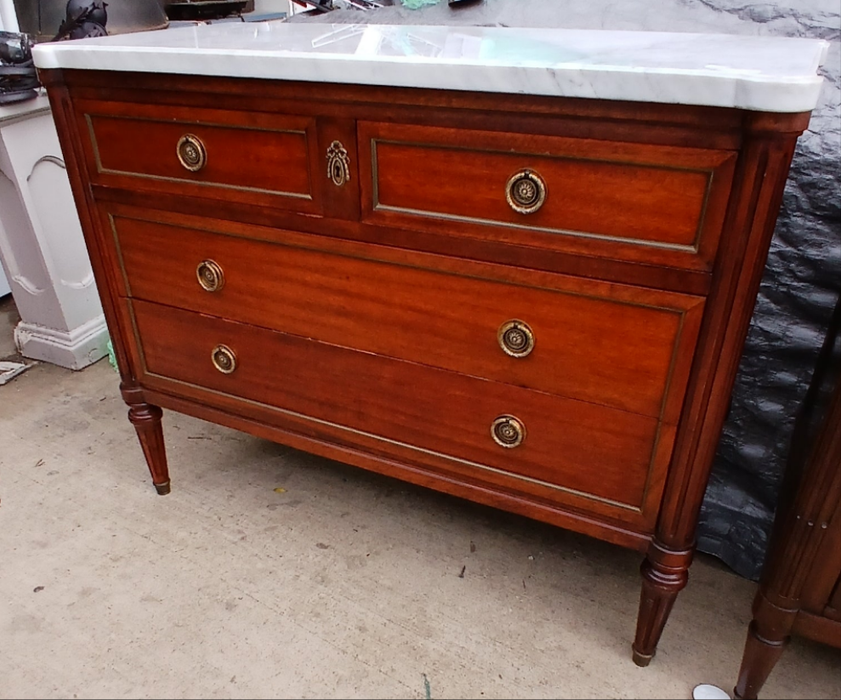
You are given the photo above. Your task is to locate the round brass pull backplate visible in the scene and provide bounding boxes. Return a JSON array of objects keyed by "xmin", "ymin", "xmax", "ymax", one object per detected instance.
[
  {"xmin": 498, "ymin": 319, "xmax": 535, "ymax": 358},
  {"xmin": 211, "ymin": 344, "xmax": 237, "ymax": 374},
  {"xmin": 491, "ymin": 415, "xmax": 526, "ymax": 448},
  {"xmin": 506, "ymin": 169, "xmax": 546, "ymax": 215},
  {"xmin": 196, "ymin": 259, "xmax": 224, "ymax": 293},
  {"xmin": 177, "ymin": 134, "xmax": 207, "ymax": 172}
]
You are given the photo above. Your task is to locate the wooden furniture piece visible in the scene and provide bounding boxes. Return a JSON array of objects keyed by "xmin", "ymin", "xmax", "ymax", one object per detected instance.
[
  {"xmin": 33, "ymin": 24, "xmax": 826, "ymax": 665},
  {"xmin": 734, "ymin": 296, "xmax": 841, "ymax": 699}
]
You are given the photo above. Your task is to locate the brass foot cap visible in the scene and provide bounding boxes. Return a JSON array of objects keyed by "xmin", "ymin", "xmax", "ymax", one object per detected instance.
[
  {"xmin": 154, "ymin": 480, "xmax": 171, "ymax": 496},
  {"xmin": 632, "ymin": 648, "xmax": 654, "ymax": 667}
]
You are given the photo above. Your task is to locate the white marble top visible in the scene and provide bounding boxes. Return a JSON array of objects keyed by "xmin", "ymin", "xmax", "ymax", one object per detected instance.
[{"xmin": 32, "ymin": 22, "xmax": 828, "ymax": 112}]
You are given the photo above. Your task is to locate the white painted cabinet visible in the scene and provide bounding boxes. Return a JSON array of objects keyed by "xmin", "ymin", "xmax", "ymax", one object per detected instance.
[
  {"xmin": 0, "ymin": 97, "xmax": 108, "ymax": 369},
  {"xmin": 0, "ymin": 0, "xmax": 14, "ymax": 300},
  {"xmin": 0, "ymin": 263, "xmax": 9, "ymax": 297}
]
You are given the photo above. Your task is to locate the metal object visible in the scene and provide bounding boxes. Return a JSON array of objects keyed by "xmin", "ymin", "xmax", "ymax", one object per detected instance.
[
  {"xmin": 498, "ymin": 319, "xmax": 535, "ymax": 358},
  {"xmin": 0, "ymin": 30, "xmax": 37, "ymax": 104},
  {"xmin": 196, "ymin": 259, "xmax": 224, "ymax": 292},
  {"xmin": 491, "ymin": 415, "xmax": 526, "ymax": 448},
  {"xmin": 211, "ymin": 344, "xmax": 237, "ymax": 374},
  {"xmin": 52, "ymin": 0, "xmax": 108, "ymax": 41},
  {"xmin": 177, "ymin": 134, "xmax": 207, "ymax": 172},
  {"xmin": 506, "ymin": 169, "xmax": 546, "ymax": 215},
  {"xmin": 164, "ymin": 1, "xmax": 248, "ymax": 22},
  {"xmin": 326, "ymin": 140, "xmax": 350, "ymax": 187},
  {"xmin": 13, "ymin": 0, "xmax": 169, "ymax": 43},
  {"xmin": 0, "ymin": 30, "xmax": 31, "ymax": 62}
]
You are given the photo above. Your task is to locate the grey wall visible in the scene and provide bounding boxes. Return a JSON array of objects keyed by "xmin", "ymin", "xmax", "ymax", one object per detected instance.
[{"xmin": 297, "ymin": 0, "xmax": 841, "ymax": 580}]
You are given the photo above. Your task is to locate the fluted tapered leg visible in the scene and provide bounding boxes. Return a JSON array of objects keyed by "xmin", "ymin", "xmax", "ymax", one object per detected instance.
[
  {"xmin": 632, "ymin": 540, "xmax": 692, "ymax": 666},
  {"xmin": 122, "ymin": 384, "xmax": 170, "ymax": 495}
]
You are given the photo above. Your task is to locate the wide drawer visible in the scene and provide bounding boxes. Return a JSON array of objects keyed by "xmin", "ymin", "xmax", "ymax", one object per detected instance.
[
  {"xmin": 109, "ymin": 209, "xmax": 704, "ymax": 421},
  {"xmin": 79, "ymin": 99, "xmax": 322, "ymax": 214},
  {"xmin": 129, "ymin": 299, "xmax": 673, "ymax": 519},
  {"xmin": 359, "ymin": 122, "xmax": 736, "ymax": 272}
]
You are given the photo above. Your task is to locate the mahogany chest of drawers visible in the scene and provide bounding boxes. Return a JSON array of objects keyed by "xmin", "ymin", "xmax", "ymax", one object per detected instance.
[{"xmin": 39, "ymin": 49, "xmax": 817, "ymax": 664}]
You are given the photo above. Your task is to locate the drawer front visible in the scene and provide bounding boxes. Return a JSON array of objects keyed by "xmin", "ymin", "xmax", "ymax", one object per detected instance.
[
  {"xmin": 109, "ymin": 209, "xmax": 704, "ymax": 421},
  {"xmin": 359, "ymin": 122, "xmax": 736, "ymax": 271},
  {"xmin": 130, "ymin": 299, "xmax": 672, "ymax": 521},
  {"xmin": 80, "ymin": 100, "xmax": 322, "ymax": 213}
]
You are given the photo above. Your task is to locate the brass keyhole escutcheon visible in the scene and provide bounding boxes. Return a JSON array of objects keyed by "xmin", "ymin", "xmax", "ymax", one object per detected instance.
[
  {"xmin": 326, "ymin": 140, "xmax": 351, "ymax": 187},
  {"xmin": 177, "ymin": 134, "xmax": 207, "ymax": 172},
  {"xmin": 491, "ymin": 415, "xmax": 526, "ymax": 448},
  {"xmin": 196, "ymin": 259, "xmax": 225, "ymax": 293},
  {"xmin": 506, "ymin": 169, "xmax": 546, "ymax": 215},
  {"xmin": 211, "ymin": 344, "xmax": 237, "ymax": 374},
  {"xmin": 498, "ymin": 320, "xmax": 535, "ymax": 358}
]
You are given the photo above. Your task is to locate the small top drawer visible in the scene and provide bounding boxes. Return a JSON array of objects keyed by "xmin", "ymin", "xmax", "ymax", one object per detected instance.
[
  {"xmin": 79, "ymin": 100, "xmax": 322, "ymax": 214},
  {"xmin": 359, "ymin": 122, "xmax": 736, "ymax": 273}
]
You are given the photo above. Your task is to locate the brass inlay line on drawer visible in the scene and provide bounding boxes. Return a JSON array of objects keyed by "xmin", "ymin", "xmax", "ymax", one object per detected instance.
[
  {"xmin": 126, "ymin": 300, "xmax": 668, "ymax": 516},
  {"xmin": 109, "ymin": 213, "xmax": 133, "ymax": 298},
  {"xmin": 370, "ymin": 139, "xmax": 715, "ymax": 254},
  {"xmin": 108, "ymin": 211, "xmax": 698, "ymax": 491},
  {"xmin": 85, "ymin": 113, "xmax": 313, "ymax": 200},
  {"xmin": 110, "ymin": 209, "xmax": 699, "ymax": 517},
  {"xmin": 110, "ymin": 211, "xmax": 693, "ymax": 316},
  {"xmin": 140, "ymin": 376, "xmax": 645, "ymax": 514}
]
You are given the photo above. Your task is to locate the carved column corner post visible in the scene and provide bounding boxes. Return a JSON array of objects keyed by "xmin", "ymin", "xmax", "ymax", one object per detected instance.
[
  {"xmin": 121, "ymin": 383, "xmax": 170, "ymax": 495},
  {"xmin": 629, "ymin": 116, "xmax": 810, "ymax": 666},
  {"xmin": 632, "ymin": 541, "xmax": 693, "ymax": 666}
]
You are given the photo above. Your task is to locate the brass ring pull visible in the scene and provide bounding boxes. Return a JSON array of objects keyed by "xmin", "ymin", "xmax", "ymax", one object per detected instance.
[
  {"xmin": 326, "ymin": 140, "xmax": 350, "ymax": 187},
  {"xmin": 491, "ymin": 415, "xmax": 526, "ymax": 449},
  {"xmin": 196, "ymin": 259, "xmax": 225, "ymax": 293},
  {"xmin": 498, "ymin": 320, "xmax": 535, "ymax": 358},
  {"xmin": 211, "ymin": 344, "xmax": 237, "ymax": 374},
  {"xmin": 177, "ymin": 134, "xmax": 207, "ymax": 172},
  {"xmin": 506, "ymin": 169, "xmax": 546, "ymax": 215}
]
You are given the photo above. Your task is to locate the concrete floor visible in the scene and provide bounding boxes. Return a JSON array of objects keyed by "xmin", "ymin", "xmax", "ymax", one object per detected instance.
[{"xmin": 1, "ymin": 296, "xmax": 839, "ymax": 699}]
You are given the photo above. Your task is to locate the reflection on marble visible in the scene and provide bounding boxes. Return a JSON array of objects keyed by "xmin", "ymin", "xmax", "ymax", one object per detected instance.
[{"xmin": 33, "ymin": 23, "xmax": 826, "ymax": 112}]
